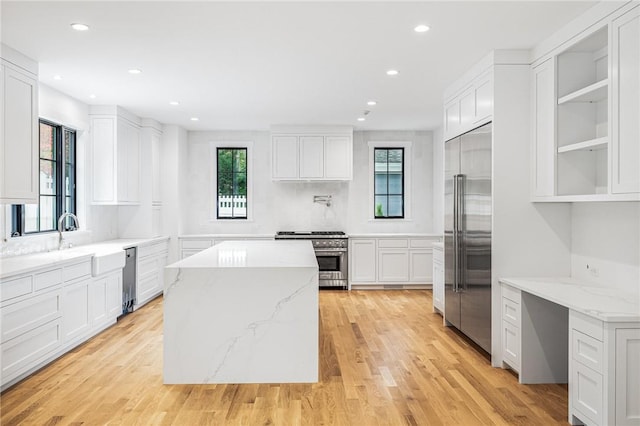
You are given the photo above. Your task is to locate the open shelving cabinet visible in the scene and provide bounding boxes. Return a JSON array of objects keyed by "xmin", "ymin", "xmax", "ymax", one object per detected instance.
[{"xmin": 555, "ymin": 25, "xmax": 609, "ymax": 196}]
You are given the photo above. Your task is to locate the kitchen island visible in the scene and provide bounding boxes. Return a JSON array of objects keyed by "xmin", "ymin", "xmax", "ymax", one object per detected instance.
[{"xmin": 163, "ymin": 240, "xmax": 318, "ymax": 384}]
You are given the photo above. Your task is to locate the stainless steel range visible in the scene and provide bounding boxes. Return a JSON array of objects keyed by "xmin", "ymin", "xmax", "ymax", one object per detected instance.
[{"xmin": 275, "ymin": 231, "xmax": 348, "ymax": 289}]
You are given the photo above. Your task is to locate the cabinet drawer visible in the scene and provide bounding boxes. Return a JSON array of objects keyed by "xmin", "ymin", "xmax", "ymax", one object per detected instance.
[
  {"xmin": 572, "ymin": 330, "xmax": 603, "ymax": 374},
  {"xmin": 409, "ymin": 239, "xmax": 433, "ymax": 249},
  {"xmin": 1, "ymin": 276, "xmax": 33, "ymax": 303},
  {"xmin": 34, "ymin": 269, "xmax": 63, "ymax": 292},
  {"xmin": 502, "ymin": 296, "xmax": 521, "ymax": 326},
  {"xmin": 1, "ymin": 290, "xmax": 62, "ymax": 342},
  {"xmin": 503, "ymin": 321, "xmax": 520, "ymax": 372},
  {"xmin": 181, "ymin": 239, "xmax": 213, "ymax": 250},
  {"xmin": 137, "ymin": 241, "xmax": 169, "ymax": 258},
  {"xmin": 1, "ymin": 318, "xmax": 62, "ymax": 383},
  {"xmin": 378, "ymin": 239, "xmax": 408, "ymax": 248},
  {"xmin": 501, "ymin": 284, "xmax": 521, "ymax": 304},
  {"xmin": 571, "ymin": 361, "xmax": 603, "ymax": 426},
  {"xmin": 63, "ymin": 261, "xmax": 91, "ymax": 283},
  {"xmin": 138, "ymin": 257, "xmax": 157, "ymax": 278},
  {"xmin": 181, "ymin": 249, "xmax": 204, "ymax": 259},
  {"xmin": 570, "ymin": 310, "xmax": 603, "ymax": 341}
]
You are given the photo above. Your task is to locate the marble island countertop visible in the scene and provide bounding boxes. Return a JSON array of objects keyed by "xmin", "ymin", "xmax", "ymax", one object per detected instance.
[
  {"xmin": 500, "ymin": 277, "xmax": 640, "ymax": 322},
  {"xmin": 0, "ymin": 236, "xmax": 169, "ymax": 279},
  {"xmin": 169, "ymin": 240, "xmax": 317, "ymax": 270}
]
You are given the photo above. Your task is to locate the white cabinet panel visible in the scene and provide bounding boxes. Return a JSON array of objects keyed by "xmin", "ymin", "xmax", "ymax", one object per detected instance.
[
  {"xmin": 1, "ymin": 290, "xmax": 62, "ymax": 342},
  {"xmin": 62, "ymin": 279, "xmax": 91, "ymax": 342},
  {"xmin": 378, "ymin": 249, "xmax": 409, "ymax": 282},
  {"xmin": 532, "ymin": 59, "xmax": 556, "ymax": 197},
  {"xmin": 475, "ymin": 72, "xmax": 493, "ymax": 124},
  {"xmin": 409, "ymin": 250, "xmax": 432, "ymax": 283},
  {"xmin": 611, "ymin": 6, "xmax": 640, "ymax": 194},
  {"xmin": 272, "ymin": 136, "xmax": 298, "ymax": 179},
  {"xmin": 459, "ymin": 88, "xmax": 475, "ymax": 129},
  {"xmin": 350, "ymin": 239, "xmax": 376, "ymax": 283},
  {"xmin": 299, "ymin": 136, "xmax": 324, "ymax": 179},
  {"xmin": 1, "ymin": 62, "xmax": 38, "ymax": 204},
  {"xmin": 151, "ymin": 130, "xmax": 162, "ymax": 204},
  {"xmin": 572, "ymin": 361, "xmax": 603, "ymax": 425},
  {"xmin": 615, "ymin": 328, "xmax": 640, "ymax": 425},
  {"xmin": 432, "ymin": 246, "xmax": 444, "ymax": 313},
  {"xmin": 324, "ymin": 136, "xmax": 352, "ymax": 179},
  {"xmin": 503, "ymin": 320, "xmax": 521, "ymax": 371},
  {"xmin": 90, "ymin": 108, "xmax": 141, "ymax": 205}
]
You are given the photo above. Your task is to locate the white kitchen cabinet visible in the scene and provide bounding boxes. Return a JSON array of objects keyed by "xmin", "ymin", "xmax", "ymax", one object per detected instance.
[
  {"xmin": 62, "ymin": 277, "xmax": 91, "ymax": 343},
  {"xmin": 501, "ymin": 284, "xmax": 521, "ymax": 372},
  {"xmin": 271, "ymin": 126, "xmax": 353, "ymax": 181},
  {"xmin": 349, "ymin": 239, "xmax": 376, "ymax": 283},
  {"xmin": 409, "ymin": 250, "xmax": 431, "ymax": 283},
  {"xmin": 443, "ymin": 71, "xmax": 493, "ymax": 141},
  {"xmin": 299, "ymin": 136, "xmax": 324, "ymax": 179},
  {"xmin": 90, "ymin": 106, "xmax": 141, "ymax": 205},
  {"xmin": 272, "ymin": 135, "xmax": 298, "ymax": 180},
  {"xmin": 378, "ymin": 249, "xmax": 410, "ymax": 282},
  {"xmin": 432, "ymin": 244, "xmax": 444, "ymax": 314},
  {"xmin": 531, "ymin": 4, "xmax": 640, "ymax": 201},
  {"xmin": 611, "ymin": 6, "xmax": 640, "ymax": 195},
  {"xmin": 179, "ymin": 237, "xmax": 215, "ymax": 259},
  {"xmin": 151, "ymin": 127, "xmax": 163, "ymax": 205},
  {"xmin": 531, "ymin": 59, "xmax": 556, "ymax": 198},
  {"xmin": 615, "ymin": 328, "xmax": 640, "ymax": 425},
  {"xmin": 135, "ymin": 239, "xmax": 168, "ymax": 308},
  {"xmin": 91, "ymin": 271, "xmax": 122, "ymax": 329},
  {"xmin": 0, "ymin": 48, "xmax": 39, "ymax": 205}
]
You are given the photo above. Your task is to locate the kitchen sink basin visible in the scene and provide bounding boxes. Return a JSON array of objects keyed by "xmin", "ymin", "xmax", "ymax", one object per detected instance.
[{"xmin": 91, "ymin": 249, "xmax": 125, "ymax": 276}]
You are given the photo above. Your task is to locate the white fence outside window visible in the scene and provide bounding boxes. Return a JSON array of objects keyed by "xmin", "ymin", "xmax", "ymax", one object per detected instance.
[{"xmin": 218, "ymin": 195, "xmax": 247, "ymax": 218}]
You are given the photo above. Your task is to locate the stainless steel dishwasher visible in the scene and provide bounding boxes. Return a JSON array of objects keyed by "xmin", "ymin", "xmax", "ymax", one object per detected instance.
[{"xmin": 122, "ymin": 247, "xmax": 137, "ymax": 315}]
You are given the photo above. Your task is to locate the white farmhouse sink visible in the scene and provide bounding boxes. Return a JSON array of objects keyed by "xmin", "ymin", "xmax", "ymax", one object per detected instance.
[{"xmin": 91, "ymin": 249, "xmax": 125, "ymax": 276}]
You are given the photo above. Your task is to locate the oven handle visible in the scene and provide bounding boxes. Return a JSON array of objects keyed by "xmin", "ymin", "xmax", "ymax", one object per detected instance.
[{"xmin": 315, "ymin": 249, "xmax": 347, "ymax": 255}]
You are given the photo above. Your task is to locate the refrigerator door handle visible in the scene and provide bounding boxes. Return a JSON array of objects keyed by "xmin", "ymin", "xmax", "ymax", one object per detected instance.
[
  {"xmin": 453, "ymin": 174, "xmax": 460, "ymax": 293},
  {"xmin": 458, "ymin": 174, "xmax": 466, "ymax": 292}
]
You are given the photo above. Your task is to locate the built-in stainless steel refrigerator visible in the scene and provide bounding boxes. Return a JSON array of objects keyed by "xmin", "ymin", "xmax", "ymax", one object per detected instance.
[{"xmin": 444, "ymin": 122, "xmax": 492, "ymax": 353}]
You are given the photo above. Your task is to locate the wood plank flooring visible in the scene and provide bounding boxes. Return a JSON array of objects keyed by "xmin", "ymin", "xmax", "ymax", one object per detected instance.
[{"xmin": 0, "ymin": 290, "xmax": 568, "ymax": 425}]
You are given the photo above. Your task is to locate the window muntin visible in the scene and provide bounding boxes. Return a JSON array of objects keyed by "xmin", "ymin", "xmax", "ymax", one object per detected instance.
[
  {"xmin": 11, "ymin": 121, "xmax": 77, "ymax": 236},
  {"xmin": 216, "ymin": 148, "xmax": 247, "ymax": 219},
  {"xmin": 374, "ymin": 147, "xmax": 404, "ymax": 219}
]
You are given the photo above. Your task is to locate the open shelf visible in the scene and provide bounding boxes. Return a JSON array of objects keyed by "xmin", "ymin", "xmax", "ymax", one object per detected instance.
[
  {"xmin": 558, "ymin": 137, "xmax": 608, "ymax": 153},
  {"xmin": 558, "ymin": 79, "xmax": 608, "ymax": 104}
]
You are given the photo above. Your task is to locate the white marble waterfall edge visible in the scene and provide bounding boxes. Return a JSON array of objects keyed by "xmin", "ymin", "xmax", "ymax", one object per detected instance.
[{"xmin": 163, "ymin": 242, "xmax": 319, "ymax": 384}]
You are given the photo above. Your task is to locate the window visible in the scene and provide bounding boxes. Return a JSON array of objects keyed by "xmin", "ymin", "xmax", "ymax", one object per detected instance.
[
  {"xmin": 216, "ymin": 147, "xmax": 247, "ymax": 219},
  {"xmin": 11, "ymin": 120, "xmax": 77, "ymax": 236},
  {"xmin": 374, "ymin": 147, "xmax": 404, "ymax": 218}
]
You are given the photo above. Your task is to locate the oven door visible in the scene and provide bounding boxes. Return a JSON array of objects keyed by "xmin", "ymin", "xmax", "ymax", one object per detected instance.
[{"xmin": 315, "ymin": 250, "xmax": 347, "ymax": 286}]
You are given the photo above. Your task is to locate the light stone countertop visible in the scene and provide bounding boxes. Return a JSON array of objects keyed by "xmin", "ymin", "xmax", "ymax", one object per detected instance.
[
  {"xmin": 0, "ymin": 236, "xmax": 170, "ymax": 279},
  {"xmin": 178, "ymin": 234, "xmax": 275, "ymax": 240},
  {"xmin": 168, "ymin": 240, "xmax": 317, "ymax": 270},
  {"xmin": 348, "ymin": 233, "xmax": 442, "ymax": 238},
  {"xmin": 500, "ymin": 277, "xmax": 640, "ymax": 323}
]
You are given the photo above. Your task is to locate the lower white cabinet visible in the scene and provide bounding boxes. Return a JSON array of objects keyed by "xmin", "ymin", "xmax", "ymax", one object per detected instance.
[
  {"xmin": 501, "ymin": 284, "xmax": 522, "ymax": 373},
  {"xmin": 91, "ymin": 271, "xmax": 122, "ymax": 329},
  {"xmin": 62, "ymin": 278, "xmax": 91, "ymax": 343},
  {"xmin": 179, "ymin": 236, "xmax": 273, "ymax": 260},
  {"xmin": 135, "ymin": 240, "xmax": 169, "ymax": 308},
  {"xmin": 615, "ymin": 328, "xmax": 640, "ymax": 425},
  {"xmin": 349, "ymin": 236, "xmax": 440, "ymax": 287},
  {"xmin": 432, "ymin": 244, "xmax": 444, "ymax": 314}
]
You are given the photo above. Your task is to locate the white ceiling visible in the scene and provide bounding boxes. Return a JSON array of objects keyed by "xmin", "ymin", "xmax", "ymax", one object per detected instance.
[{"xmin": 2, "ymin": 1, "xmax": 597, "ymax": 131}]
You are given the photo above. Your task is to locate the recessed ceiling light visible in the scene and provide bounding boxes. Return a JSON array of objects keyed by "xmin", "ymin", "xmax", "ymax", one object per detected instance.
[
  {"xmin": 53, "ymin": 75, "xmax": 62, "ymax": 80},
  {"xmin": 128, "ymin": 68, "xmax": 142, "ymax": 75},
  {"xmin": 70, "ymin": 23, "xmax": 89, "ymax": 31},
  {"xmin": 169, "ymin": 101, "xmax": 180, "ymax": 106},
  {"xmin": 89, "ymin": 94, "xmax": 96, "ymax": 99},
  {"xmin": 367, "ymin": 100, "xmax": 377, "ymax": 106},
  {"xmin": 386, "ymin": 69, "xmax": 399, "ymax": 76},
  {"xmin": 357, "ymin": 117, "xmax": 366, "ymax": 122},
  {"xmin": 414, "ymin": 25, "xmax": 430, "ymax": 33},
  {"xmin": 190, "ymin": 117, "xmax": 199, "ymax": 121}
]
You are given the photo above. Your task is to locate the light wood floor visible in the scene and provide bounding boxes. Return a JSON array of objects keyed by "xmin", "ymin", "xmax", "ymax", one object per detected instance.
[{"xmin": 1, "ymin": 290, "xmax": 568, "ymax": 425}]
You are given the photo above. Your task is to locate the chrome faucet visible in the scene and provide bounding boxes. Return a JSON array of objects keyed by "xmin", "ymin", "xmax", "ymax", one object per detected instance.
[{"xmin": 58, "ymin": 212, "xmax": 79, "ymax": 250}]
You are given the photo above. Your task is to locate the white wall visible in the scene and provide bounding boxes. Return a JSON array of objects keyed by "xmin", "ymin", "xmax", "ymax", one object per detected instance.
[
  {"xmin": 185, "ymin": 130, "xmax": 434, "ymax": 236},
  {"xmin": 570, "ymin": 202, "xmax": 639, "ymax": 292},
  {"xmin": 162, "ymin": 125, "xmax": 189, "ymax": 262}
]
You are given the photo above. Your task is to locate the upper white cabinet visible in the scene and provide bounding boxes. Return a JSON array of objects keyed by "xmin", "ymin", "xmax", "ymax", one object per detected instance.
[
  {"xmin": 531, "ymin": 4, "xmax": 640, "ymax": 201},
  {"xmin": 271, "ymin": 126, "xmax": 353, "ymax": 181},
  {"xmin": 0, "ymin": 46, "xmax": 38, "ymax": 204},
  {"xmin": 611, "ymin": 6, "xmax": 640, "ymax": 194},
  {"xmin": 89, "ymin": 106, "xmax": 141, "ymax": 205},
  {"xmin": 444, "ymin": 70, "xmax": 493, "ymax": 141}
]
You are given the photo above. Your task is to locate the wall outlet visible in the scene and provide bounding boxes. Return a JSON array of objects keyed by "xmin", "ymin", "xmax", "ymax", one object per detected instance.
[{"xmin": 587, "ymin": 264, "xmax": 599, "ymax": 277}]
